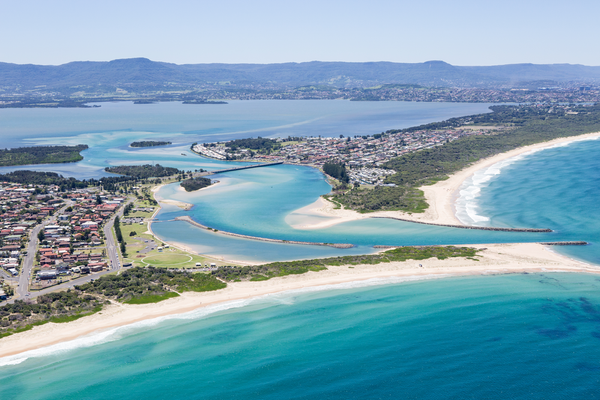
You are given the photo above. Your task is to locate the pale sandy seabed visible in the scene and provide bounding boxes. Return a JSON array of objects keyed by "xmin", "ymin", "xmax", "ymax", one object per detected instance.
[{"xmin": 1, "ymin": 132, "xmax": 599, "ymax": 359}]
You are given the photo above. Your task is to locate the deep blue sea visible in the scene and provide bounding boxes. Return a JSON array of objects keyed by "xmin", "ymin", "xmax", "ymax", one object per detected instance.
[
  {"xmin": 3, "ymin": 273, "xmax": 600, "ymax": 399},
  {"xmin": 1, "ymin": 101, "xmax": 599, "ymax": 398}
]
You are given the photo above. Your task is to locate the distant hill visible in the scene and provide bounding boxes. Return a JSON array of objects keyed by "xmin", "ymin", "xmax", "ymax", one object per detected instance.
[{"xmin": 1, "ymin": 58, "xmax": 600, "ymax": 90}]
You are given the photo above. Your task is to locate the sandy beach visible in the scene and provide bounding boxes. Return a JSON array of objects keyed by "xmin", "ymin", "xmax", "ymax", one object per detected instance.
[
  {"xmin": 153, "ymin": 180, "xmax": 223, "ymax": 211},
  {"xmin": 289, "ymin": 132, "xmax": 600, "ymax": 230},
  {"xmin": 1, "ymin": 242, "xmax": 597, "ymax": 359},
  {"xmin": 3, "ymin": 133, "xmax": 598, "ymax": 360}
]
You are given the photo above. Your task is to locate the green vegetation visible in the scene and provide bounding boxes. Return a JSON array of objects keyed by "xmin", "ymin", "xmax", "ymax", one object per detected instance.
[
  {"xmin": 143, "ymin": 254, "xmax": 191, "ymax": 265},
  {"xmin": 119, "ymin": 203, "xmax": 219, "ymax": 269},
  {"xmin": 76, "ymin": 266, "xmax": 226, "ymax": 302},
  {"xmin": 105, "ymin": 164, "xmax": 180, "ymax": 179},
  {"xmin": 213, "ymin": 246, "xmax": 478, "ymax": 281},
  {"xmin": 334, "ymin": 104, "xmax": 600, "ymax": 212},
  {"xmin": 130, "ymin": 141, "xmax": 172, "ymax": 147},
  {"xmin": 0, "ymin": 291, "xmax": 104, "ymax": 337},
  {"xmin": 323, "ymin": 162, "xmax": 350, "ymax": 183},
  {"xmin": 0, "ymin": 145, "xmax": 88, "ymax": 167},
  {"xmin": 0, "ymin": 266, "xmax": 227, "ymax": 335},
  {"xmin": 124, "ymin": 292, "xmax": 180, "ymax": 304},
  {"xmin": 0, "ymin": 245, "xmax": 476, "ymax": 336},
  {"xmin": 0, "ymin": 170, "xmax": 166, "ymax": 193},
  {"xmin": 0, "ymin": 171, "xmax": 89, "ymax": 188},
  {"xmin": 114, "ymin": 215, "xmax": 127, "ymax": 257},
  {"xmin": 334, "ymin": 186, "xmax": 428, "ymax": 213},
  {"xmin": 180, "ymin": 177, "xmax": 212, "ymax": 192},
  {"xmin": 227, "ymin": 137, "xmax": 281, "ymax": 153}
]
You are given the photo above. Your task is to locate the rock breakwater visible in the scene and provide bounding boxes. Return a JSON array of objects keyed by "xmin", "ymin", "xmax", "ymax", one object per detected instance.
[{"xmin": 172, "ymin": 216, "xmax": 354, "ymax": 249}]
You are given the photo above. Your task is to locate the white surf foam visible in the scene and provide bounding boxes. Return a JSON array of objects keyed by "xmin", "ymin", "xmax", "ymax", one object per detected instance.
[
  {"xmin": 0, "ymin": 274, "xmax": 451, "ymax": 367},
  {"xmin": 455, "ymin": 134, "xmax": 600, "ymax": 226}
]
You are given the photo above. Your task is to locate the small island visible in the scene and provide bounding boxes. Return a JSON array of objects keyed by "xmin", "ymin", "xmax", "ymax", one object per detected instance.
[
  {"xmin": 180, "ymin": 177, "xmax": 212, "ymax": 192},
  {"xmin": 0, "ymin": 145, "xmax": 89, "ymax": 167},
  {"xmin": 130, "ymin": 141, "xmax": 172, "ymax": 147},
  {"xmin": 182, "ymin": 100, "xmax": 228, "ymax": 104},
  {"xmin": 105, "ymin": 164, "xmax": 180, "ymax": 178}
]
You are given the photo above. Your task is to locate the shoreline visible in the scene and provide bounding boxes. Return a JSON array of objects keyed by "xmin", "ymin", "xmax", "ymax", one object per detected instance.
[
  {"xmin": 289, "ymin": 131, "xmax": 600, "ymax": 230},
  {"xmin": 1, "ymin": 242, "xmax": 598, "ymax": 360}
]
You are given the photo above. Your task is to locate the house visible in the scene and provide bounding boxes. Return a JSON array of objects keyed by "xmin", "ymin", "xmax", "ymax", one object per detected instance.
[
  {"xmin": 88, "ymin": 262, "xmax": 106, "ymax": 272},
  {"xmin": 38, "ymin": 270, "xmax": 57, "ymax": 280}
]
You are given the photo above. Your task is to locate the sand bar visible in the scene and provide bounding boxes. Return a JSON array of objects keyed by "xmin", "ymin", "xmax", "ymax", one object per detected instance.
[
  {"xmin": 1, "ymin": 242, "xmax": 598, "ymax": 359},
  {"xmin": 289, "ymin": 132, "xmax": 600, "ymax": 230}
]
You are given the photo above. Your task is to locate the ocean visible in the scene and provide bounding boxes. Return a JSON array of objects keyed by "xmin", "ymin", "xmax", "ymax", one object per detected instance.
[
  {"xmin": 2, "ymin": 273, "xmax": 600, "ymax": 399},
  {"xmin": 456, "ymin": 136, "xmax": 600, "ymax": 265},
  {"xmin": 1, "ymin": 101, "xmax": 599, "ymax": 398}
]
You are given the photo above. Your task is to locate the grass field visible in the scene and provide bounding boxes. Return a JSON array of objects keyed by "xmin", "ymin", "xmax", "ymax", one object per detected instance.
[
  {"xmin": 119, "ymin": 198, "xmax": 234, "ymax": 269},
  {"xmin": 143, "ymin": 253, "xmax": 192, "ymax": 266}
]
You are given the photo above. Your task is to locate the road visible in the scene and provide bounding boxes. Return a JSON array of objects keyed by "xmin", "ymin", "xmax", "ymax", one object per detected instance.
[
  {"xmin": 1, "ymin": 198, "xmax": 133, "ymax": 306},
  {"xmin": 103, "ymin": 198, "xmax": 133, "ymax": 271},
  {"xmin": 15, "ymin": 204, "xmax": 71, "ymax": 300}
]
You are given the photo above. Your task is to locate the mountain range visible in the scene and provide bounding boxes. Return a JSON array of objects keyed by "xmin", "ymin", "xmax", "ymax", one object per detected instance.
[{"xmin": 1, "ymin": 58, "xmax": 599, "ymax": 90}]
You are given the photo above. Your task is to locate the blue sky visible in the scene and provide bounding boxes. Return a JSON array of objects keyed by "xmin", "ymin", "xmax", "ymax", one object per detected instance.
[{"xmin": 1, "ymin": 0, "xmax": 599, "ymax": 66}]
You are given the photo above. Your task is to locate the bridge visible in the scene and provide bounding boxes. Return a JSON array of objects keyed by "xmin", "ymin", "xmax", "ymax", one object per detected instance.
[{"xmin": 196, "ymin": 162, "xmax": 284, "ymax": 176}]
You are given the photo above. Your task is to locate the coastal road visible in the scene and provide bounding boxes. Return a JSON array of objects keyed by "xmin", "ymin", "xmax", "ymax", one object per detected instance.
[
  {"xmin": 0, "ymin": 199, "xmax": 133, "ymax": 306},
  {"xmin": 16, "ymin": 203, "xmax": 72, "ymax": 300},
  {"xmin": 103, "ymin": 198, "xmax": 133, "ymax": 271},
  {"xmin": 0, "ymin": 268, "xmax": 115, "ymax": 306}
]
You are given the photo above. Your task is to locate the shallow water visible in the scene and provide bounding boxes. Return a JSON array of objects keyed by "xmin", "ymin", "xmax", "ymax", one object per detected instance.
[
  {"xmin": 2, "ymin": 273, "xmax": 600, "ymax": 399},
  {"xmin": 457, "ymin": 137, "xmax": 600, "ymax": 265}
]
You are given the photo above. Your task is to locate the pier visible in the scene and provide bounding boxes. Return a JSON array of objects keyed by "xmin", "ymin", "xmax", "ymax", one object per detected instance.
[
  {"xmin": 539, "ymin": 241, "xmax": 588, "ymax": 246},
  {"xmin": 196, "ymin": 162, "xmax": 284, "ymax": 177},
  {"xmin": 370, "ymin": 216, "xmax": 552, "ymax": 233},
  {"xmin": 172, "ymin": 216, "xmax": 354, "ymax": 249}
]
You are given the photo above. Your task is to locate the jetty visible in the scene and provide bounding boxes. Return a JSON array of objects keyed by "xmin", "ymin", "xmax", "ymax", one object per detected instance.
[
  {"xmin": 195, "ymin": 162, "xmax": 283, "ymax": 177},
  {"xmin": 539, "ymin": 241, "xmax": 588, "ymax": 246},
  {"xmin": 171, "ymin": 216, "xmax": 354, "ymax": 249},
  {"xmin": 369, "ymin": 216, "xmax": 552, "ymax": 233}
]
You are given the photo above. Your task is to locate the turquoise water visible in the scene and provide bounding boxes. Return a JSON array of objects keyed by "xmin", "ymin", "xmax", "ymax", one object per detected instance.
[
  {"xmin": 152, "ymin": 171, "xmax": 553, "ymax": 262},
  {"xmin": 0, "ymin": 100, "xmax": 495, "ymax": 177},
  {"xmin": 457, "ymin": 137, "xmax": 600, "ymax": 265},
  {"xmin": 3, "ymin": 273, "xmax": 600, "ymax": 399},
  {"xmin": 2, "ymin": 102, "xmax": 600, "ymax": 398},
  {"xmin": 0, "ymin": 101, "xmax": 596, "ymax": 263}
]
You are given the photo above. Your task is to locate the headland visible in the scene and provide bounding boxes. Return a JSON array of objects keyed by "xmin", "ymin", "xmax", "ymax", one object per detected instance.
[{"xmin": 288, "ymin": 132, "xmax": 600, "ymax": 230}]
